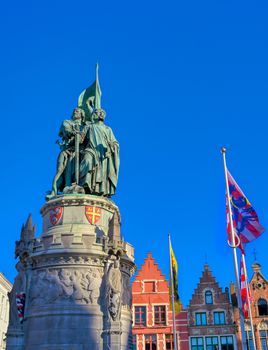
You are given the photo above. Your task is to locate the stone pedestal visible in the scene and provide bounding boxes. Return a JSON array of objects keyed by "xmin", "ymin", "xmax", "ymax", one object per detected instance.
[{"xmin": 6, "ymin": 195, "xmax": 134, "ymax": 350}]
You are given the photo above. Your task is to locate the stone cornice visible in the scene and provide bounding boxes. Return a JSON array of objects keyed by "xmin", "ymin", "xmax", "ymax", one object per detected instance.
[
  {"xmin": 40, "ymin": 194, "xmax": 121, "ymax": 221},
  {"xmin": 30, "ymin": 252, "xmax": 107, "ymax": 269},
  {"xmin": 0, "ymin": 272, "xmax": 12, "ymax": 291}
]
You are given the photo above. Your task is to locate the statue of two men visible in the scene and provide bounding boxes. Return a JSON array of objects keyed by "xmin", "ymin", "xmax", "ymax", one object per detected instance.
[{"xmin": 46, "ymin": 106, "xmax": 119, "ymax": 199}]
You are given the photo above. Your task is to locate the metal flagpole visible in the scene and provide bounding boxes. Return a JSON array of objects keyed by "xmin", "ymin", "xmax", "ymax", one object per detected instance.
[
  {"xmin": 242, "ymin": 253, "xmax": 256, "ymax": 350},
  {"xmin": 75, "ymin": 123, "xmax": 80, "ymax": 185},
  {"xmin": 221, "ymin": 147, "xmax": 247, "ymax": 350},
  {"xmin": 168, "ymin": 234, "xmax": 178, "ymax": 350}
]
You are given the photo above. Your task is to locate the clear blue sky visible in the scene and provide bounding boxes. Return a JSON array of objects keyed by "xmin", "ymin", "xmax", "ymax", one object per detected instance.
[{"xmin": 1, "ymin": 0, "xmax": 268, "ymax": 306}]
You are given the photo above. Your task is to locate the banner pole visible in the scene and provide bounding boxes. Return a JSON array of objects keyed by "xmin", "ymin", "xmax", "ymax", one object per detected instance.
[
  {"xmin": 221, "ymin": 147, "xmax": 247, "ymax": 350},
  {"xmin": 242, "ymin": 253, "xmax": 256, "ymax": 350},
  {"xmin": 169, "ymin": 234, "xmax": 178, "ymax": 350}
]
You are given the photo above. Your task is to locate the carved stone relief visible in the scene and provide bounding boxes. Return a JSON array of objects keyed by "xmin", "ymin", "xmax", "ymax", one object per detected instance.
[{"xmin": 29, "ymin": 268, "xmax": 102, "ymax": 306}]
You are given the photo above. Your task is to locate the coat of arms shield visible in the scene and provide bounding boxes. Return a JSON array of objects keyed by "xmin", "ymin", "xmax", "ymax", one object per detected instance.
[
  {"xmin": 49, "ymin": 207, "xmax": 63, "ymax": 225},
  {"xmin": 85, "ymin": 206, "xmax": 101, "ymax": 224}
]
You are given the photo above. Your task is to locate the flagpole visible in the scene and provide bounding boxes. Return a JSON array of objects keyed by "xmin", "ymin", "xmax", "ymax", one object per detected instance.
[
  {"xmin": 169, "ymin": 234, "xmax": 178, "ymax": 350},
  {"xmin": 221, "ymin": 147, "xmax": 247, "ymax": 350},
  {"xmin": 95, "ymin": 62, "xmax": 101, "ymax": 109},
  {"xmin": 95, "ymin": 62, "xmax": 99, "ymax": 90},
  {"xmin": 242, "ymin": 253, "xmax": 256, "ymax": 350}
]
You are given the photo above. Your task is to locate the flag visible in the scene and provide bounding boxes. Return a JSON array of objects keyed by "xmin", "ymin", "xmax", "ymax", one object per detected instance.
[
  {"xmin": 78, "ymin": 64, "xmax": 102, "ymax": 121},
  {"xmin": 240, "ymin": 257, "xmax": 251, "ymax": 318},
  {"xmin": 226, "ymin": 198, "xmax": 245, "ymax": 253},
  {"xmin": 16, "ymin": 292, "xmax": 26, "ymax": 323},
  {"xmin": 227, "ymin": 170, "xmax": 264, "ymax": 248},
  {"xmin": 169, "ymin": 241, "xmax": 180, "ymax": 312}
]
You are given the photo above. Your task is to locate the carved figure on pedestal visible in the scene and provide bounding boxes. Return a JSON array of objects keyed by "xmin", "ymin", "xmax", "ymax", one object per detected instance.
[
  {"xmin": 58, "ymin": 269, "xmax": 73, "ymax": 297},
  {"xmin": 46, "ymin": 108, "xmax": 87, "ymax": 199},
  {"xmin": 107, "ymin": 259, "xmax": 122, "ymax": 321},
  {"xmin": 30, "ymin": 270, "xmax": 61, "ymax": 305},
  {"xmin": 30, "ymin": 271, "xmax": 46, "ymax": 306},
  {"xmin": 46, "ymin": 65, "xmax": 120, "ymax": 200},
  {"xmin": 46, "ymin": 269, "xmax": 66, "ymax": 301},
  {"xmin": 80, "ymin": 108, "xmax": 119, "ymax": 197},
  {"xmin": 71, "ymin": 271, "xmax": 91, "ymax": 304},
  {"xmin": 30, "ymin": 269, "xmax": 103, "ymax": 305},
  {"xmin": 30, "ymin": 269, "xmax": 73, "ymax": 305},
  {"xmin": 87, "ymin": 270, "xmax": 102, "ymax": 304}
]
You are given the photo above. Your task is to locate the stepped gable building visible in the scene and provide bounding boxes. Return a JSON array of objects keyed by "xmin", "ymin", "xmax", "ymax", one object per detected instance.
[
  {"xmin": 0, "ymin": 273, "xmax": 12, "ymax": 350},
  {"xmin": 132, "ymin": 252, "xmax": 188, "ymax": 350},
  {"xmin": 231, "ymin": 262, "xmax": 268, "ymax": 350},
  {"xmin": 188, "ymin": 264, "xmax": 237, "ymax": 350}
]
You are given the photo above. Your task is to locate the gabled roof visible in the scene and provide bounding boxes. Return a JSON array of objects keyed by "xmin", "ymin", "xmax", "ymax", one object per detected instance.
[
  {"xmin": 133, "ymin": 252, "xmax": 167, "ymax": 282},
  {"xmin": 188, "ymin": 264, "xmax": 229, "ymax": 306},
  {"xmin": 249, "ymin": 262, "xmax": 268, "ymax": 285}
]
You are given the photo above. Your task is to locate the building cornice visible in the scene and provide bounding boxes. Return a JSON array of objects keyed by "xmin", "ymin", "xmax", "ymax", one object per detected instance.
[{"xmin": 0, "ymin": 272, "xmax": 12, "ymax": 291}]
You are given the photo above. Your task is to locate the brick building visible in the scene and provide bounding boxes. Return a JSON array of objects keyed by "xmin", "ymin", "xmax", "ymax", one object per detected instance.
[
  {"xmin": 132, "ymin": 252, "xmax": 188, "ymax": 350},
  {"xmin": 188, "ymin": 265, "xmax": 237, "ymax": 350},
  {"xmin": 231, "ymin": 262, "xmax": 268, "ymax": 350}
]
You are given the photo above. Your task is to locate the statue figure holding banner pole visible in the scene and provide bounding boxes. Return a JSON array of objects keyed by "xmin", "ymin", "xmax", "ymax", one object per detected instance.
[
  {"xmin": 46, "ymin": 108, "xmax": 86, "ymax": 200},
  {"xmin": 46, "ymin": 64, "xmax": 120, "ymax": 200}
]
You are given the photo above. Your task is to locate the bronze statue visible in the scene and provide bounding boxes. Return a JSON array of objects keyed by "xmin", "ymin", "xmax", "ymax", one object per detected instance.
[
  {"xmin": 46, "ymin": 65, "xmax": 120, "ymax": 200},
  {"xmin": 46, "ymin": 108, "xmax": 86, "ymax": 200}
]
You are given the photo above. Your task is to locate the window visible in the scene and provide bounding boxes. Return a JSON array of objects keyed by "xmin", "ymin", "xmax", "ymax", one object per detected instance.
[
  {"xmin": 214, "ymin": 311, "xmax": 225, "ymax": 325},
  {"xmin": 245, "ymin": 331, "xmax": 254, "ymax": 350},
  {"xmin": 258, "ymin": 299, "xmax": 268, "ymax": 316},
  {"xmin": 191, "ymin": 337, "xmax": 204, "ymax": 350},
  {"xmin": 145, "ymin": 334, "xmax": 157, "ymax": 350},
  {"xmin": 134, "ymin": 306, "xmax": 146, "ymax": 326},
  {"xmin": 260, "ymin": 330, "xmax": 268, "ymax": 350},
  {"xmin": 166, "ymin": 334, "xmax": 174, "ymax": 350},
  {"xmin": 144, "ymin": 281, "xmax": 156, "ymax": 292},
  {"xmin": 220, "ymin": 336, "xmax": 234, "ymax": 350},
  {"xmin": 195, "ymin": 312, "xmax": 207, "ymax": 326},
  {"xmin": 205, "ymin": 291, "xmax": 213, "ymax": 304},
  {"xmin": 206, "ymin": 337, "xmax": 218, "ymax": 350},
  {"xmin": 154, "ymin": 305, "xmax": 166, "ymax": 325}
]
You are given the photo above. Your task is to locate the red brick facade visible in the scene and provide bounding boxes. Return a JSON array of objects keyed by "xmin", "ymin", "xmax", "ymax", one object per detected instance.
[
  {"xmin": 187, "ymin": 265, "xmax": 237, "ymax": 350},
  {"xmin": 232, "ymin": 262, "xmax": 268, "ymax": 350},
  {"xmin": 132, "ymin": 252, "xmax": 189, "ymax": 350},
  {"xmin": 132, "ymin": 257, "xmax": 265, "ymax": 350}
]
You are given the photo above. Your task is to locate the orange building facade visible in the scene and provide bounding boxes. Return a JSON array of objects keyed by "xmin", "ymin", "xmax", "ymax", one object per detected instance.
[
  {"xmin": 132, "ymin": 255, "xmax": 262, "ymax": 350},
  {"xmin": 132, "ymin": 253, "xmax": 189, "ymax": 350},
  {"xmin": 232, "ymin": 262, "xmax": 268, "ymax": 350}
]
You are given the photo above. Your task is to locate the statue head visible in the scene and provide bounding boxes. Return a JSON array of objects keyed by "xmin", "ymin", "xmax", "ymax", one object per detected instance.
[
  {"xmin": 92, "ymin": 108, "xmax": 106, "ymax": 122},
  {"xmin": 72, "ymin": 107, "xmax": 85, "ymax": 121}
]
